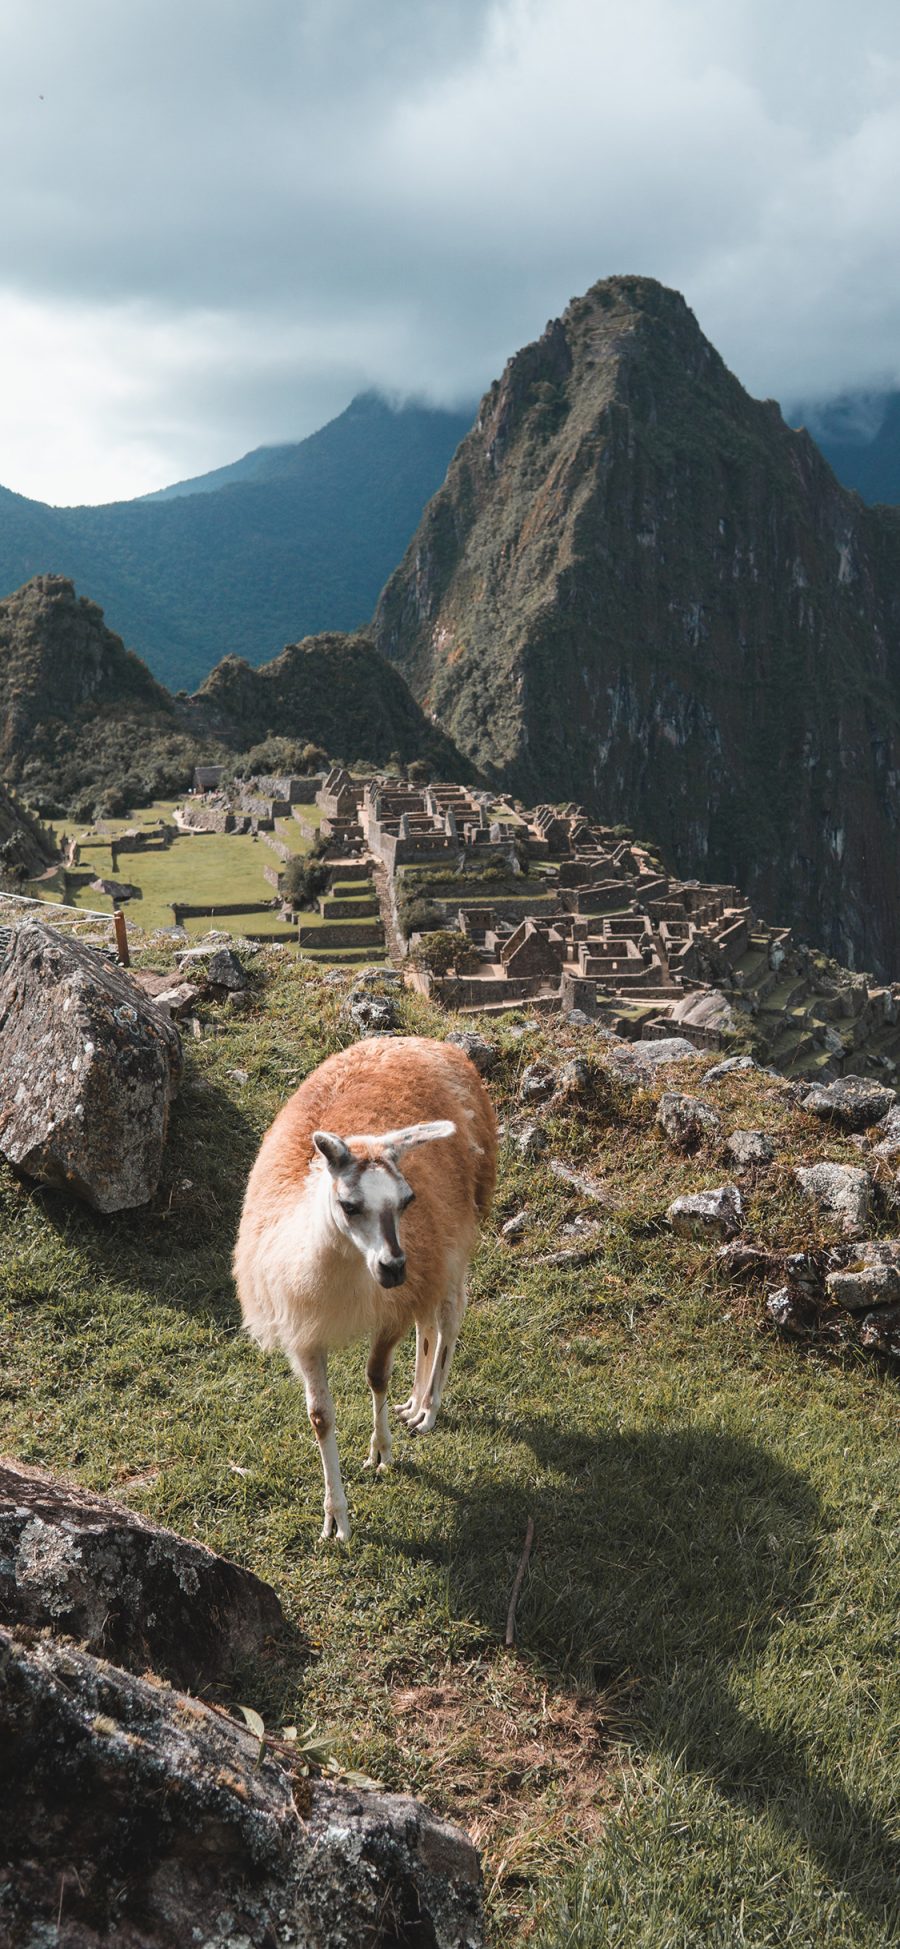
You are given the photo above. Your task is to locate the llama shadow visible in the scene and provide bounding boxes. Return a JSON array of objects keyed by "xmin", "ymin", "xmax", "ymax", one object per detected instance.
[{"xmin": 401, "ymin": 1417, "xmax": 897, "ymax": 1926}]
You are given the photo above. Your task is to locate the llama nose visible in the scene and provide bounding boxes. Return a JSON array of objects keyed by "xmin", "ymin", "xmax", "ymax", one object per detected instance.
[{"xmin": 377, "ymin": 1255, "xmax": 406, "ymax": 1288}]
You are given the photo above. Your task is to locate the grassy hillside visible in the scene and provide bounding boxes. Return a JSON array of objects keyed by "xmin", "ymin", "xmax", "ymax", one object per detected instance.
[
  {"xmin": 1, "ymin": 937, "xmax": 896, "ymax": 1945},
  {"xmin": 0, "ymin": 394, "xmax": 473, "ymax": 692}
]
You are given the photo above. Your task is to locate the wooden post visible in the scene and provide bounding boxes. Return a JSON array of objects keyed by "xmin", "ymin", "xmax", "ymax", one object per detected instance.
[{"xmin": 113, "ymin": 908, "xmax": 130, "ymax": 968}]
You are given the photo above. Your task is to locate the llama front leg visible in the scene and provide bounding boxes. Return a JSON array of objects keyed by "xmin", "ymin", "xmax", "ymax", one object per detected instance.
[
  {"xmin": 365, "ymin": 1332, "xmax": 398, "ymax": 1473},
  {"xmin": 405, "ymin": 1287, "xmax": 467, "ymax": 1437},
  {"xmin": 291, "ymin": 1349, "xmax": 350, "ymax": 1541},
  {"xmin": 395, "ymin": 1317, "xmax": 436, "ymax": 1425}
]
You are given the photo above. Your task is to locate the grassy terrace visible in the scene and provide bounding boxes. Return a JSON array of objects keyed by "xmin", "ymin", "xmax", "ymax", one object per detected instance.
[
  {"xmin": 1, "ymin": 951, "xmax": 897, "ymax": 1945},
  {"xmin": 23, "ymin": 799, "xmax": 312, "ymax": 942}
]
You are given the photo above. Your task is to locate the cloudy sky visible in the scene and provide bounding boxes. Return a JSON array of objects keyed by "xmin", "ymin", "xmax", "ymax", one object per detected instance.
[{"xmin": 2, "ymin": 0, "xmax": 899, "ymax": 505}]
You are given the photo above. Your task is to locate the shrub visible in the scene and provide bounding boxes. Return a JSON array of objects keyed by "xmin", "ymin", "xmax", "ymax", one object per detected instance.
[
  {"xmin": 409, "ymin": 930, "xmax": 481, "ymax": 976},
  {"xmin": 282, "ymin": 853, "xmax": 330, "ymax": 910},
  {"xmin": 398, "ymin": 896, "xmax": 446, "ymax": 940}
]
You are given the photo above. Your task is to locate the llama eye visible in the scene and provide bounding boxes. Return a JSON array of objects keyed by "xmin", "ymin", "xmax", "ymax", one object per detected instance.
[
  {"xmin": 401, "ymin": 1190, "xmax": 416, "ymax": 1210},
  {"xmin": 339, "ymin": 1199, "xmax": 363, "ymax": 1217}
]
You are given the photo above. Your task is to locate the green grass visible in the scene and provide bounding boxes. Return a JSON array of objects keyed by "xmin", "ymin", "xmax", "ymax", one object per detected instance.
[
  {"xmin": 1, "ymin": 959, "xmax": 898, "ymax": 1945},
  {"xmin": 22, "ymin": 799, "xmax": 304, "ymax": 941}
]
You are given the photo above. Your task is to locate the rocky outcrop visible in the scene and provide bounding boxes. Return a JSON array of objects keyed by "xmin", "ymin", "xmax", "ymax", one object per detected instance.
[
  {"xmin": 0, "ymin": 1626, "xmax": 484, "ymax": 1949},
  {"xmin": 0, "ymin": 1459, "xmax": 285, "ymax": 1691},
  {"xmin": 0, "ymin": 920, "xmax": 182, "ymax": 1210},
  {"xmin": 373, "ymin": 274, "xmax": 900, "ymax": 977},
  {"xmin": 188, "ymin": 631, "xmax": 470, "ymax": 780}
]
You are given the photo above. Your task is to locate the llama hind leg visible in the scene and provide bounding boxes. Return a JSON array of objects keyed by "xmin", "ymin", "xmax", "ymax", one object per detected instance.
[
  {"xmin": 290, "ymin": 1348, "xmax": 349, "ymax": 1542},
  {"xmin": 395, "ymin": 1317, "xmax": 437, "ymax": 1425},
  {"xmin": 405, "ymin": 1285, "xmax": 467, "ymax": 1437},
  {"xmin": 365, "ymin": 1332, "xmax": 399, "ymax": 1472}
]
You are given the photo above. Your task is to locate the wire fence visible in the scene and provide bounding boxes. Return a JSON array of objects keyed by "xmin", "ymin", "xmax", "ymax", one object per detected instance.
[{"xmin": 0, "ymin": 888, "xmax": 125, "ymax": 925}]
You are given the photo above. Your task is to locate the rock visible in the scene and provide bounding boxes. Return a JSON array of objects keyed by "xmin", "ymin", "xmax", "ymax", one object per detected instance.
[
  {"xmin": 0, "ymin": 1459, "xmax": 285, "ymax": 1691},
  {"xmin": 716, "ymin": 1241, "xmax": 773, "ymax": 1276},
  {"xmin": 826, "ymin": 1241, "xmax": 900, "ymax": 1311},
  {"xmin": 657, "ymin": 1091, "xmax": 721, "ymax": 1151},
  {"xmin": 501, "ymin": 1211, "xmax": 529, "ymax": 1240},
  {"xmin": 553, "ymin": 1056, "xmax": 592, "ymax": 1097},
  {"xmin": 701, "ymin": 1054, "xmax": 762, "ymax": 1084},
  {"xmin": 783, "ymin": 1250, "xmax": 828, "ymax": 1299},
  {"xmin": 445, "ymin": 1030, "xmax": 499, "ymax": 1074},
  {"xmin": 603, "ymin": 1036, "xmax": 696, "ymax": 1085},
  {"xmin": 0, "ymin": 920, "xmax": 182, "ymax": 1213},
  {"xmin": 549, "ymin": 1157, "xmax": 610, "ymax": 1203},
  {"xmin": 351, "ymin": 966, "xmax": 402, "ymax": 989},
  {"xmin": 800, "ymin": 1075, "xmax": 896, "ymax": 1131},
  {"xmin": 671, "ymin": 988, "xmax": 737, "ymax": 1035},
  {"xmin": 153, "ymin": 980, "xmax": 201, "ymax": 1020},
  {"xmin": 667, "ymin": 1184, "xmax": 743, "ymax": 1239},
  {"xmin": 766, "ymin": 1286, "xmax": 819, "ymax": 1335},
  {"xmin": 794, "ymin": 1162, "xmax": 871, "ymax": 1236},
  {"xmin": 514, "ymin": 1122, "xmax": 548, "ymax": 1160},
  {"xmin": 88, "ymin": 877, "xmax": 141, "ymax": 902},
  {"xmin": 519, "ymin": 1061, "xmax": 557, "ymax": 1103},
  {"xmin": 876, "ymin": 1106, "xmax": 900, "ymax": 1143},
  {"xmin": 347, "ymin": 992, "xmax": 399, "ymax": 1035},
  {"xmin": 207, "ymin": 945, "xmax": 251, "ymax": 992},
  {"xmin": 0, "ymin": 1626, "xmax": 484, "ymax": 1949},
  {"xmin": 725, "ymin": 1128, "xmax": 775, "ymax": 1168},
  {"xmin": 859, "ymin": 1307, "xmax": 900, "ymax": 1355},
  {"xmin": 563, "ymin": 1007, "xmax": 592, "ymax": 1026}
]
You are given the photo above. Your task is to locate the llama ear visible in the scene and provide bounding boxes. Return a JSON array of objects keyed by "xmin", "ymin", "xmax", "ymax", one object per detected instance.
[
  {"xmin": 381, "ymin": 1119, "xmax": 456, "ymax": 1157},
  {"xmin": 312, "ymin": 1130, "xmax": 352, "ymax": 1173}
]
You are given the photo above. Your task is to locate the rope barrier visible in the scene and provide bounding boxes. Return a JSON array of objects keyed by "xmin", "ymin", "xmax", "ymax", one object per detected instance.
[{"xmin": 0, "ymin": 888, "xmax": 123, "ymax": 924}]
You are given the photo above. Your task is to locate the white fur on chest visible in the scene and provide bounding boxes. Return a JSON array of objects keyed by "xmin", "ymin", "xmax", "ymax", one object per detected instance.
[{"xmin": 251, "ymin": 1169, "xmax": 385, "ymax": 1357}]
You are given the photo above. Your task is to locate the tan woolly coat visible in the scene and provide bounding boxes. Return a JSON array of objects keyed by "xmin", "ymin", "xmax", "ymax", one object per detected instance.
[{"xmin": 234, "ymin": 1035, "xmax": 497, "ymax": 1363}]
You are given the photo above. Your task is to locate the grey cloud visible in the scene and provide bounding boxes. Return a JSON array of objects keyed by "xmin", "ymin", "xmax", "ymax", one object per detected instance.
[{"xmin": 2, "ymin": 0, "xmax": 900, "ymax": 499}]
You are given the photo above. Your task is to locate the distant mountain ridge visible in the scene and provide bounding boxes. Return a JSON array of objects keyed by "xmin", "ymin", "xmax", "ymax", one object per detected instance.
[
  {"xmin": 0, "ymin": 393, "xmax": 473, "ymax": 692},
  {"xmin": 795, "ymin": 390, "xmax": 900, "ymax": 507},
  {"xmin": 0, "ymin": 575, "xmax": 468, "ymax": 819},
  {"xmin": 373, "ymin": 274, "xmax": 900, "ymax": 978}
]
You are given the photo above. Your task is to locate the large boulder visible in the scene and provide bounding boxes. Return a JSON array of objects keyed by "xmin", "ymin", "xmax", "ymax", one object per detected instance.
[
  {"xmin": 0, "ymin": 1627, "xmax": 484, "ymax": 1949},
  {"xmin": 0, "ymin": 919, "xmax": 182, "ymax": 1211},
  {"xmin": 0, "ymin": 1459, "xmax": 285, "ymax": 1692}
]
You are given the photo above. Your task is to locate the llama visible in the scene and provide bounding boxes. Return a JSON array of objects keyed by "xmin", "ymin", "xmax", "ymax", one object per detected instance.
[{"xmin": 234, "ymin": 1034, "xmax": 497, "ymax": 1539}]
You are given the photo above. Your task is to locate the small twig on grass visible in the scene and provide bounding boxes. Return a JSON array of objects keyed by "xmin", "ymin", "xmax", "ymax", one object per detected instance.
[{"xmin": 505, "ymin": 1516, "xmax": 535, "ymax": 1648}]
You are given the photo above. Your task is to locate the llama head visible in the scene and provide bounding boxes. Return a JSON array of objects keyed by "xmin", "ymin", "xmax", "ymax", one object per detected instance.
[{"xmin": 312, "ymin": 1121, "xmax": 455, "ymax": 1287}]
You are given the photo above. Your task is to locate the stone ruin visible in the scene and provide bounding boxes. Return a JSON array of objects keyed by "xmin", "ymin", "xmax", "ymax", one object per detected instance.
[{"xmin": 403, "ymin": 807, "xmax": 900, "ymax": 1079}]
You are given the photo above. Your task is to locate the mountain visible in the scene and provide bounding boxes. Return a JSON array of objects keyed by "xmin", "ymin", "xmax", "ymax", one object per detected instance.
[
  {"xmin": 372, "ymin": 274, "xmax": 900, "ymax": 978},
  {"xmin": 0, "ymin": 576, "xmax": 207, "ymax": 818},
  {"xmin": 0, "ymin": 575, "xmax": 468, "ymax": 818},
  {"xmin": 0, "ymin": 394, "xmax": 473, "ymax": 692},
  {"xmin": 187, "ymin": 636, "xmax": 470, "ymax": 778},
  {"xmin": 795, "ymin": 391, "xmax": 900, "ymax": 507}
]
